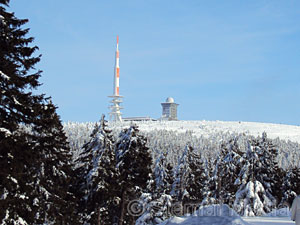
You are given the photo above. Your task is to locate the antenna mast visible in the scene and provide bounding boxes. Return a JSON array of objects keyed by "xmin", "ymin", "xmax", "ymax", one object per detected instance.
[{"xmin": 108, "ymin": 35, "xmax": 123, "ymax": 122}]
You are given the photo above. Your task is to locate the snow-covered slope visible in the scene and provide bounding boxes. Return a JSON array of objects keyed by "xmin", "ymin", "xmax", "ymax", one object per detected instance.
[
  {"xmin": 158, "ymin": 205, "xmax": 250, "ymax": 225},
  {"xmin": 158, "ymin": 216, "xmax": 249, "ymax": 225},
  {"xmin": 116, "ymin": 120, "xmax": 300, "ymax": 143},
  {"xmin": 163, "ymin": 217, "xmax": 295, "ymax": 225},
  {"xmin": 243, "ymin": 217, "xmax": 294, "ymax": 224},
  {"xmin": 155, "ymin": 205, "xmax": 294, "ymax": 225}
]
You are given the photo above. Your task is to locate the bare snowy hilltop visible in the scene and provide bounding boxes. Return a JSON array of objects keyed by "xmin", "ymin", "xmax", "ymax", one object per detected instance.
[
  {"xmin": 65, "ymin": 120, "xmax": 300, "ymax": 143},
  {"xmin": 117, "ymin": 120, "xmax": 300, "ymax": 143}
]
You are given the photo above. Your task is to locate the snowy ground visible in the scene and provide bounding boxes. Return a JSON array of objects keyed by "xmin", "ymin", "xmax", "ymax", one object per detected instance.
[
  {"xmin": 155, "ymin": 205, "xmax": 295, "ymax": 225},
  {"xmin": 243, "ymin": 217, "xmax": 294, "ymax": 225},
  {"xmin": 118, "ymin": 120, "xmax": 300, "ymax": 143},
  {"xmin": 157, "ymin": 216, "xmax": 294, "ymax": 225},
  {"xmin": 158, "ymin": 216, "xmax": 249, "ymax": 225}
]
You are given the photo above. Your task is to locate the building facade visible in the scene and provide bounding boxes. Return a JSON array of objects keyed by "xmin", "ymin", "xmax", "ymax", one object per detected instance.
[{"xmin": 161, "ymin": 97, "xmax": 179, "ymax": 120}]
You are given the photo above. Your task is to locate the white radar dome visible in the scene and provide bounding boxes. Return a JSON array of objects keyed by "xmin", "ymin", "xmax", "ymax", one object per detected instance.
[{"xmin": 166, "ymin": 97, "xmax": 174, "ymax": 103}]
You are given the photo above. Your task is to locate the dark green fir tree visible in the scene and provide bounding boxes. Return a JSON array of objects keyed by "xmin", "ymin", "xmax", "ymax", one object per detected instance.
[
  {"xmin": 30, "ymin": 100, "xmax": 78, "ymax": 224},
  {"xmin": 0, "ymin": 1, "xmax": 77, "ymax": 223},
  {"xmin": 75, "ymin": 115, "xmax": 119, "ymax": 225},
  {"xmin": 280, "ymin": 166, "xmax": 300, "ymax": 207},
  {"xmin": 115, "ymin": 125, "xmax": 152, "ymax": 225}
]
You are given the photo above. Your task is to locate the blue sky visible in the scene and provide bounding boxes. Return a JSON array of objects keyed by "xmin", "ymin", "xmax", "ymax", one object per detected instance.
[{"xmin": 9, "ymin": 0, "xmax": 300, "ymax": 125}]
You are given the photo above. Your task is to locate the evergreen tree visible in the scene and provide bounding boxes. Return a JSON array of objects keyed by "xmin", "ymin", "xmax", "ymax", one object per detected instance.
[
  {"xmin": 256, "ymin": 132, "xmax": 283, "ymax": 205},
  {"xmin": 0, "ymin": 1, "xmax": 76, "ymax": 223},
  {"xmin": 136, "ymin": 152, "xmax": 174, "ymax": 225},
  {"xmin": 171, "ymin": 145, "xmax": 207, "ymax": 214},
  {"xmin": 213, "ymin": 139, "xmax": 243, "ymax": 207},
  {"xmin": 184, "ymin": 147, "xmax": 207, "ymax": 208},
  {"xmin": 115, "ymin": 125, "xmax": 152, "ymax": 225},
  {"xmin": 30, "ymin": 99, "xmax": 78, "ymax": 223},
  {"xmin": 234, "ymin": 133, "xmax": 280, "ymax": 216},
  {"xmin": 234, "ymin": 141, "xmax": 265, "ymax": 216},
  {"xmin": 135, "ymin": 193, "xmax": 173, "ymax": 225},
  {"xmin": 280, "ymin": 166, "xmax": 300, "ymax": 207},
  {"xmin": 153, "ymin": 152, "xmax": 174, "ymax": 195},
  {"xmin": 171, "ymin": 145, "xmax": 191, "ymax": 207},
  {"xmin": 200, "ymin": 158, "xmax": 215, "ymax": 206},
  {"xmin": 75, "ymin": 115, "xmax": 118, "ymax": 225}
]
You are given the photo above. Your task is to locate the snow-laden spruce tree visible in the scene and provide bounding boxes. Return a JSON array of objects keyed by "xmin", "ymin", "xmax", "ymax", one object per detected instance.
[
  {"xmin": 198, "ymin": 157, "xmax": 214, "ymax": 206},
  {"xmin": 171, "ymin": 145, "xmax": 191, "ymax": 208},
  {"xmin": 75, "ymin": 115, "xmax": 118, "ymax": 225},
  {"xmin": 135, "ymin": 152, "xmax": 174, "ymax": 225},
  {"xmin": 234, "ymin": 142, "xmax": 265, "ymax": 216},
  {"xmin": 171, "ymin": 145, "xmax": 208, "ymax": 214},
  {"xmin": 135, "ymin": 192, "xmax": 173, "ymax": 225},
  {"xmin": 256, "ymin": 132, "xmax": 283, "ymax": 204},
  {"xmin": 0, "ymin": 3, "xmax": 42, "ymax": 222},
  {"xmin": 115, "ymin": 125, "xmax": 152, "ymax": 225},
  {"xmin": 29, "ymin": 100, "xmax": 78, "ymax": 223},
  {"xmin": 0, "ymin": 1, "xmax": 77, "ymax": 223},
  {"xmin": 184, "ymin": 146, "xmax": 207, "ymax": 208},
  {"xmin": 234, "ymin": 133, "xmax": 279, "ymax": 216},
  {"xmin": 154, "ymin": 152, "xmax": 174, "ymax": 195},
  {"xmin": 201, "ymin": 138, "xmax": 243, "ymax": 207},
  {"xmin": 280, "ymin": 166, "xmax": 300, "ymax": 207}
]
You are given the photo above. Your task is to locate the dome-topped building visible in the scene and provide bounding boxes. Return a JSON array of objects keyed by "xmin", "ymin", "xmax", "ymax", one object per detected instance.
[
  {"xmin": 166, "ymin": 97, "xmax": 174, "ymax": 103},
  {"xmin": 161, "ymin": 97, "xmax": 179, "ymax": 120}
]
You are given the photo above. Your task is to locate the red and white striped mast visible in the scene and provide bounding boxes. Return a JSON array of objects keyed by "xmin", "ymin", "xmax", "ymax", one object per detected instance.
[
  {"xmin": 109, "ymin": 35, "xmax": 123, "ymax": 122},
  {"xmin": 114, "ymin": 35, "xmax": 120, "ymax": 96}
]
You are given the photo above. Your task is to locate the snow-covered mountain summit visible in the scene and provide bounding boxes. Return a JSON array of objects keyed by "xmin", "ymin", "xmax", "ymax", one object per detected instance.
[{"xmin": 110, "ymin": 120, "xmax": 300, "ymax": 143}]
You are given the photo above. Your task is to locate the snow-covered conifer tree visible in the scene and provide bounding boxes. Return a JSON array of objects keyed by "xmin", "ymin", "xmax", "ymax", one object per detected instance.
[
  {"xmin": 234, "ymin": 142, "xmax": 265, "ymax": 216},
  {"xmin": 29, "ymin": 100, "xmax": 78, "ymax": 223},
  {"xmin": 280, "ymin": 166, "xmax": 300, "ymax": 207},
  {"xmin": 256, "ymin": 132, "xmax": 283, "ymax": 204},
  {"xmin": 0, "ymin": 1, "xmax": 77, "ymax": 223},
  {"xmin": 199, "ymin": 158, "xmax": 214, "ymax": 206},
  {"xmin": 136, "ymin": 152, "xmax": 174, "ymax": 225},
  {"xmin": 135, "ymin": 193, "xmax": 173, "ymax": 225},
  {"xmin": 171, "ymin": 145, "xmax": 207, "ymax": 214},
  {"xmin": 115, "ymin": 125, "xmax": 152, "ymax": 225},
  {"xmin": 202, "ymin": 138, "xmax": 243, "ymax": 207},
  {"xmin": 75, "ymin": 115, "xmax": 118, "ymax": 224},
  {"xmin": 184, "ymin": 147, "xmax": 207, "ymax": 208},
  {"xmin": 218, "ymin": 139, "xmax": 243, "ymax": 206},
  {"xmin": 154, "ymin": 152, "xmax": 174, "ymax": 195},
  {"xmin": 171, "ymin": 145, "xmax": 191, "ymax": 206},
  {"xmin": 234, "ymin": 133, "xmax": 279, "ymax": 216}
]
